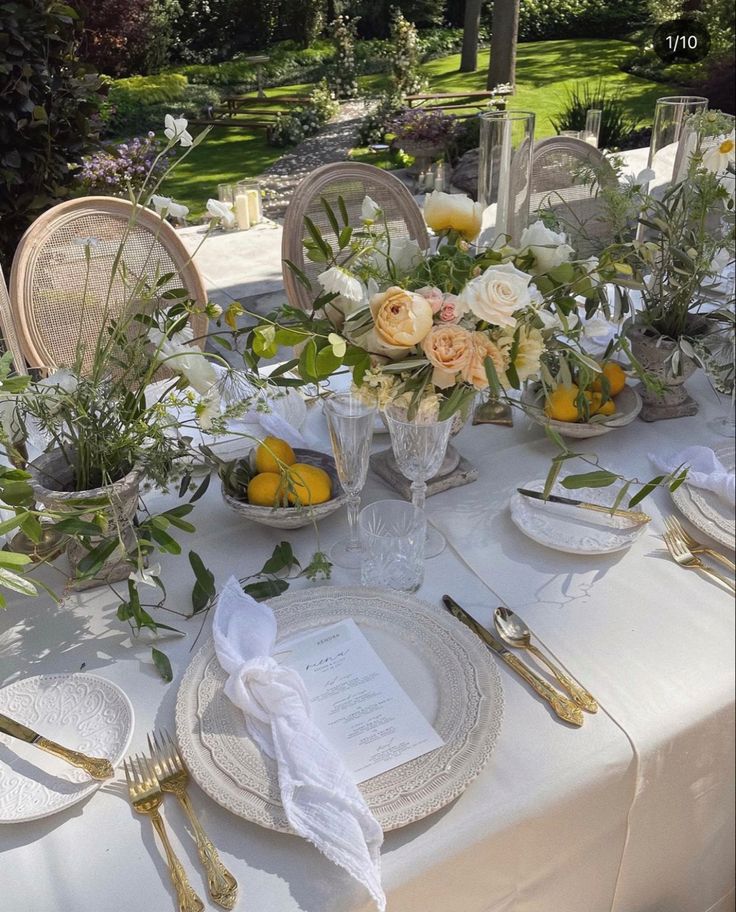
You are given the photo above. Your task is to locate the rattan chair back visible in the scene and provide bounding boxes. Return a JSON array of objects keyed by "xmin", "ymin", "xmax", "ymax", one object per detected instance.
[
  {"xmin": 282, "ymin": 163, "xmax": 429, "ymax": 310},
  {"xmin": 530, "ymin": 137, "xmax": 618, "ymax": 256},
  {"xmin": 0, "ymin": 263, "xmax": 26, "ymax": 374},
  {"xmin": 9, "ymin": 197, "xmax": 208, "ymax": 376}
]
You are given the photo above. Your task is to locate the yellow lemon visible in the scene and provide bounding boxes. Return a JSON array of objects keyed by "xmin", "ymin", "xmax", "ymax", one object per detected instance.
[
  {"xmin": 544, "ymin": 385, "xmax": 581, "ymax": 423},
  {"xmin": 254, "ymin": 436, "xmax": 296, "ymax": 474},
  {"xmin": 590, "ymin": 394, "xmax": 616, "ymax": 417},
  {"xmin": 247, "ymin": 472, "xmax": 288, "ymax": 507},
  {"xmin": 287, "ymin": 463, "xmax": 332, "ymax": 506},
  {"xmin": 592, "ymin": 362, "xmax": 627, "ymax": 397}
]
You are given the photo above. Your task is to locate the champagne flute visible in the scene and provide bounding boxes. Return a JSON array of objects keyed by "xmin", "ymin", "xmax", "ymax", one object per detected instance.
[
  {"xmin": 324, "ymin": 394, "xmax": 376, "ymax": 569},
  {"xmin": 384, "ymin": 407, "xmax": 453, "ymax": 558}
]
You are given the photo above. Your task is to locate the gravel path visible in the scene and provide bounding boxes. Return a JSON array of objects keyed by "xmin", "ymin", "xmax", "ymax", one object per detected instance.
[{"xmin": 259, "ymin": 100, "xmax": 370, "ymax": 220}]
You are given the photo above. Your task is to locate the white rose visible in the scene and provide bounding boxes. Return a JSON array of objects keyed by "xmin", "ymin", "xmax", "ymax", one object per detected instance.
[
  {"xmin": 424, "ymin": 191, "xmax": 483, "ymax": 241},
  {"xmin": 459, "ymin": 261, "xmax": 534, "ymax": 327},
  {"xmin": 518, "ymin": 220, "xmax": 575, "ymax": 274},
  {"xmin": 317, "ymin": 266, "xmax": 364, "ymax": 302}
]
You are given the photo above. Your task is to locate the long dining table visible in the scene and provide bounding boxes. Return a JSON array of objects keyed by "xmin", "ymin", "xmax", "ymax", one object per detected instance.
[{"xmin": 0, "ymin": 369, "xmax": 733, "ymax": 912}]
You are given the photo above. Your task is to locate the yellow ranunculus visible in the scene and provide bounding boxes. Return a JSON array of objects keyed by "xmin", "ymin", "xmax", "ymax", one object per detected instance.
[
  {"xmin": 423, "ymin": 191, "xmax": 483, "ymax": 241},
  {"xmin": 369, "ymin": 286, "xmax": 434, "ymax": 350}
]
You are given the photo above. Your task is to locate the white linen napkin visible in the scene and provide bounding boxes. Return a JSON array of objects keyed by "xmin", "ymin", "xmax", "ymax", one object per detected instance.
[
  {"xmin": 212, "ymin": 577, "xmax": 386, "ymax": 911},
  {"xmin": 650, "ymin": 445, "xmax": 735, "ymax": 504}
]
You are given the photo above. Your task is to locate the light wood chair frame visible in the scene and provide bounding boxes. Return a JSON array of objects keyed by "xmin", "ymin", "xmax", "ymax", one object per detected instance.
[
  {"xmin": 9, "ymin": 197, "xmax": 209, "ymax": 374},
  {"xmin": 281, "ymin": 162, "xmax": 429, "ymax": 311}
]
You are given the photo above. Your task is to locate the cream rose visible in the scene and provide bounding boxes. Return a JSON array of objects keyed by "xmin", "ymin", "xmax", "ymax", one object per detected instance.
[
  {"xmin": 421, "ymin": 324, "xmax": 474, "ymax": 389},
  {"xmin": 505, "ymin": 326, "xmax": 545, "ymax": 382},
  {"xmin": 424, "ymin": 190, "xmax": 483, "ymax": 241},
  {"xmin": 518, "ymin": 220, "xmax": 575, "ymax": 274},
  {"xmin": 462, "ymin": 332, "xmax": 510, "ymax": 390},
  {"xmin": 459, "ymin": 261, "xmax": 534, "ymax": 327},
  {"xmin": 370, "ymin": 286, "xmax": 434, "ymax": 349},
  {"xmin": 438, "ymin": 293, "xmax": 465, "ymax": 324}
]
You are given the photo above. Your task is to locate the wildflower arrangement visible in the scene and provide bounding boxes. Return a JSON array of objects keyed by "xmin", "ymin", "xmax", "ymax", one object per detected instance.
[{"xmin": 77, "ymin": 133, "xmax": 171, "ymax": 197}]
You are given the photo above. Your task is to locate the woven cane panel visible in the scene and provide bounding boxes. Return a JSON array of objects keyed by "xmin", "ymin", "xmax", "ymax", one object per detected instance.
[
  {"xmin": 283, "ymin": 164, "xmax": 428, "ymax": 311},
  {"xmin": 531, "ymin": 140, "xmax": 616, "ymax": 257},
  {"xmin": 27, "ymin": 212, "xmax": 187, "ymax": 375}
]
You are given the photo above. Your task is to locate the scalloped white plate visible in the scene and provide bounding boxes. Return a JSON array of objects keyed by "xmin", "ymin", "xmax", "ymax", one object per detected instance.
[
  {"xmin": 510, "ymin": 478, "xmax": 649, "ymax": 555},
  {"xmin": 0, "ymin": 673, "xmax": 134, "ymax": 824},
  {"xmin": 671, "ymin": 443, "xmax": 735, "ymax": 550},
  {"xmin": 176, "ymin": 587, "xmax": 503, "ymax": 833}
]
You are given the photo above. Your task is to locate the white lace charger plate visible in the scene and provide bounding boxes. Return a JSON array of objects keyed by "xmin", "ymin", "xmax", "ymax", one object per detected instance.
[
  {"xmin": 510, "ymin": 478, "xmax": 648, "ymax": 555},
  {"xmin": 0, "ymin": 673, "xmax": 134, "ymax": 824},
  {"xmin": 176, "ymin": 587, "xmax": 503, "ymax": 833},
  {"xmin": 671, "ymin": 443, "xmax": 735, "ymax": 550}
]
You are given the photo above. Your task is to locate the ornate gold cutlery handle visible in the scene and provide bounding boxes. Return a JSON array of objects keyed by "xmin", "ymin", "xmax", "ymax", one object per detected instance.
[
  {"xmin": 178, "ymin": 791, "xmax": 238, "ymax": 910},
  {"xmin": 527, "ymin": 645, "xmax": 598, "ymax": 713},
  {"xmin": 150, "ymin": 809, "xmax": 205, "ymax": 912},
  {"xmin": 501, "ymin": 653, "xmax": 584, "ymax": 727},
  {"xmin": 36, "ymin": 737, "xmax": 114, "ymax": 779}
]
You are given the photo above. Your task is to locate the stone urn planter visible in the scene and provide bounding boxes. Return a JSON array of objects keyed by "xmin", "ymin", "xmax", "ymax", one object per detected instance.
[
  {"xmin": 628, "ymin": 324, "xmax": 699, "ymax": 422},
  {"xmin": 29, "ymin": 449, "xmax": 141, "ymax": 590}
]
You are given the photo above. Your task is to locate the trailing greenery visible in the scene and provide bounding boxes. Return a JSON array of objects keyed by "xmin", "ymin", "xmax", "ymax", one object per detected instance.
[
  {"xmin": 551, "ymin": 82, "xmax": 644, "ymax": 150},
  {"xmin": 0, "ymin": 0, "xmax": 103, "ymax": 272}
]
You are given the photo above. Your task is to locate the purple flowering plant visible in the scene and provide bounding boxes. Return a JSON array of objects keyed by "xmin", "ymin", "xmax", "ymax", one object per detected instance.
[
  {"xmin": 389, "ymin": 109, "xmax": 460, "ymax": 146},
  {"xmin": 77, "ymin": 133, "xmax": 171, "ymax": 196}
]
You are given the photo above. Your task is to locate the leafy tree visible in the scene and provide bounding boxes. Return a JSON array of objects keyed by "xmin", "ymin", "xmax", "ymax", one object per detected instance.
[{"xmin": 0, "ymin": 0, "xmax": 103, "ymax": 272}]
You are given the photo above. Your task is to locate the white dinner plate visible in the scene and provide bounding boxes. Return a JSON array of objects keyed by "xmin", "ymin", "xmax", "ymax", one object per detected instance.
[
  {"xmin": 671, "ymin": 443, "xmax": 735, "ymax": 550},
  {"xmin": 176, "ymin": 587, "xmax": 503, "ymax": 833},
  {"xmin": 510, "ymin": 478, "xmax": 649, "ymax": 555},
  {"xmin": 0, "ymin": 673, "xmax": 134, "ymax": 824}
]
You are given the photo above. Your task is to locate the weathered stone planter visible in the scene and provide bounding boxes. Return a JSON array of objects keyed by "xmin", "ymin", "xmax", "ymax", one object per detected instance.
[
  {"xmin": 628, "ymin": 324, "xmax": 699, "ymax": 422},
  {"xmin": 29, "ymin": 449, "xmax": 140, "ymax": 590}
]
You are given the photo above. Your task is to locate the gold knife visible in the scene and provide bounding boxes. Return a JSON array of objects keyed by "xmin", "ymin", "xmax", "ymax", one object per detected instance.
[
  {"xmin": 0, "ymin": 712, "xmax": 114, "ymax": 779},
  {"xmin": 441, "ymin": 595, "xmax": 584, "ymax": 727},
  {"xmin": 517, "ymin": 489, "xmax": 651, "ymax": 526}
]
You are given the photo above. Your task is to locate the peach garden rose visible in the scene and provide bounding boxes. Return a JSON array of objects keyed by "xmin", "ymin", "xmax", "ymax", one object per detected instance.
[
  {"xmin": 370, "ymin": 286, "xmax": 434, "ymax": 349},
  {"xmin": 421, "ymin": 324, "xmax": 474, "ymax": 389},
  {"xmin": 461, "ymin": 332, "xmax": 510, "ymax": 390}
]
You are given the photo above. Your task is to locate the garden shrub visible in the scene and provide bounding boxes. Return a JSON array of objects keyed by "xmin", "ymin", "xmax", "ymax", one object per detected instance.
[
  {"xmin": 512, "ymin": 0, "xmax": 649, "ymax": 41},
  {"xmin": 105, "ymin": 76, "xmax": 219, "ymax": 136},
  {"xmin": 326, "ymin": 16, "xmax": 359, "ymax": 99},
  {"xmin": 0, "ymin": 0, "xmax": 103, "ymax": 271},
  {"xmin": 77, "ymin": 0, "xmax": 181, "ymax": 77},
  {"xmin": 550, "ymin": 83, "xmax": 643, "ymax": 151},
  {"xmin": 357, "ymin": 92, "xmax": 406, "ymax": 146},
  {"xmin": 268, "ymin": 79, "xmax": 338, "ymax": 147},
  {"xmin": 387, "ymin": 9, "xmax": 427, "ymax": 99}
]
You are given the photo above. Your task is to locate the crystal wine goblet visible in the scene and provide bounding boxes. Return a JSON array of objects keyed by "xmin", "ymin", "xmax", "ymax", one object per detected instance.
[
  {"xmin": 384, "ymin": 407, "xmax": 454, "ymax": 558},
  {"xmin": 324, "ymin": 393, "xmax": 377, "ymax": 569}
]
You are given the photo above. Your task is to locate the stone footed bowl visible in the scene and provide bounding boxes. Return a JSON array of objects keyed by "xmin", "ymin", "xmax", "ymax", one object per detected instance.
[
  {"xmin": 521, "ymin": 383, "xmax": 642, "ymax": 439},
  {"xmin": 220, "ymin": 448, "xmax": 346, "ymax": 530}
]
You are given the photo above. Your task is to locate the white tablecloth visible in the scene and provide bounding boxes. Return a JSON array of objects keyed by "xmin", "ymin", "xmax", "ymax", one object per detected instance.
[{"xmin": 0, "ymin": 371, "xmax": 733, "ymax": 912}]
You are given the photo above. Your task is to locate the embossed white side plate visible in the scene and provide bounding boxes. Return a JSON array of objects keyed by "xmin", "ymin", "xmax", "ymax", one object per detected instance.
[
  {"xmin": 176, "ymin": 587, "xmax": 503, "ymax": 833},
  {"xmin": 0, "ymin": 673, "xmax": 134, "ymax": 823},
  {"xmin": 510, "ymin": 478, "xmax": 649, "ymax": 555}
]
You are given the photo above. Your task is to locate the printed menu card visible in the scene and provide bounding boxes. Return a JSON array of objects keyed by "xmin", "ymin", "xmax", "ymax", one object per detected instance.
[{"xmin": 278, "ymin": 619, "xmax": 444, "ymax": 782}]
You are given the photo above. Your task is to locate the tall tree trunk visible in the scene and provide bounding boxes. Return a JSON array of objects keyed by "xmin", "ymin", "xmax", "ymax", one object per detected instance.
[
  {"xmin": 460, "ymin": 0, "xmax": 482, "ymax": 72},
  {"xmin": 487, "ymin": 0, "xmax": 520, "ymax": 89}
]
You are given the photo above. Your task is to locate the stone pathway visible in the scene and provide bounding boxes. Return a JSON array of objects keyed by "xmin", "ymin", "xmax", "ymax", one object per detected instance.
[{"xmin": 259, "ymin": 100, "xmax": 370, "ymax": 220}]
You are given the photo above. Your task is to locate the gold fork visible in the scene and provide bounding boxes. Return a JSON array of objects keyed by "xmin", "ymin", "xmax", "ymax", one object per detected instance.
[
  {"xmin": 124, "ymin": 755, "xmax": 205, "ymax": 912},
  {"xmin": 148, "ymin": 730, "xmax": 238, "ymax": 910},
  {"xmin": 663, "ymin": 530, "xmax": 736, "ymax": 593},
  {"xmin": 664, "ymin": 515, "xmax": 736, "ymax": 572}
]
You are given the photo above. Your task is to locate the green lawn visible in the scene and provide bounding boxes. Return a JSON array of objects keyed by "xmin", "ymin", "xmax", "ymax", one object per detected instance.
[{"xmin": 162, "ymin": 39, "xmax": 678, "ymax": 214}]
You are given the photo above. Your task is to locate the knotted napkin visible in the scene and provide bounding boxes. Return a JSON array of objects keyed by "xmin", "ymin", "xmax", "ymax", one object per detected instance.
[
  {"xmin": 212, "ymin": 577, "xmax": 386, "ymax": 911},
  {"xmin": 650, "ymin": 445, "xmax": 735, "ymax": 504}
]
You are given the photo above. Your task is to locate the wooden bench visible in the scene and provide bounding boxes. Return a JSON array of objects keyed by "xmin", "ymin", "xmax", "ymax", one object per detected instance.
[{"xmin": 405, "ymin": 89, "xmax": 512, "ymax": 119}]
